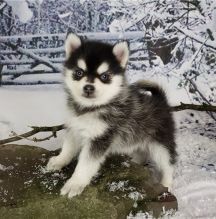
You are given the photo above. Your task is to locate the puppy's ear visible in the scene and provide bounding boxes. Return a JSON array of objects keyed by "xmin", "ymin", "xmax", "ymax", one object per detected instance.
[
  {"xmin": 113, "ymin": 41, "xmax": 129, "ymax": 68},
  {"xmin": 65, "ymin": 33, "xmax": 82, "ymax": 58}
]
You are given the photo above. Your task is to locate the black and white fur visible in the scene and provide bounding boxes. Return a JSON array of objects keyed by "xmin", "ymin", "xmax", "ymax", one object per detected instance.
[{"xmin": 47, "ymin": 33, "xmax": 177, "ymax": 198}]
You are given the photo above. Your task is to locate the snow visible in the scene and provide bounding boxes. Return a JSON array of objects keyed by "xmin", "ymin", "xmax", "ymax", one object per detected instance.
[
  {"xmin": 128, "ymin": 191, "xmax": 145, "ymax": 201},
  {"xmin": 5, "ymin": 0, "xmax": 33, "ymax": 23},
  {"xmin": 0, "ymin": 85, "xmax": 66, "ymax": 149},
  {"xmin": 0, "ymin": 82, "xmax": 215, "ymax": 218},
  {"xmin": 58, "ymin": 12, "xmax": 71, "ymax": 19},
  {"xmin": 174, "ymin": 24, "xmax": 216, "ymax": 50},
  {"xmin": 4, "ymin": 0, "xmax": 45, "ymax": 23},
  {"xmin": 0, "ymin": 31, "xmax": 145, "ymax": 42},
  {"xmin": 0, "ymin": 164, "xmax": 14, "ymax": 171},
  {"xmin": 0, "ymin": 164, "xmax": 7, "ymax": 171},
  {"xmin": 107, "ymin": 180, "xmax": 145, "ymax": 202},
  {"xmin": 0, "ymin": 2, "xmax": 7, "ymax": 10},
  {"xmin": 171, "ymin": 115, "xmax": 216, "ymax": 218},
  {"xmin": 108, "ymin": 180, "xmax": 132, "ymax": 192}
]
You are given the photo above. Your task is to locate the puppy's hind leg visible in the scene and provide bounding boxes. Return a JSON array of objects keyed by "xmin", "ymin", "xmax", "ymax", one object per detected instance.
[
  {"xmin": 47, "ymin": 129, "xmax": 81, "ymax": 171},
  {"xmin": 131, "ymin": 148, "xmax": 147, "ymax": 165},
  {"xmin": 148, "ymin": 142, "xmax": 175, "ymax": 190}
]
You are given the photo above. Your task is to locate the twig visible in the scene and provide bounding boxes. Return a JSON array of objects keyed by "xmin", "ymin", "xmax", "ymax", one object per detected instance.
[
  {"xmin": 187, "ymin": 79, "xmax": 211, "ymax": 105},
  {"xmin": 32, "ymin": 134, "xmax": 56, "ymax": 142},
  {"xmin": 174, "ymin": 25, "xmax": 216, "ymax": 50},
  {"xmin": 189, "ymin": 79, "xmax": 216, "ymax": 121},
  {"xmin": 0, "ymin": 124, "xmax": 64, "ymax": 145},
  {"xmin": 178, "ymin": 36, "xmax": 216, "ymax": 121},
  {"xmin": 165, "ymin": 11, "xmax": 189, "ymax": 30},
  {"xmin": 10, "ymin": 131, "xmax": 56, "ymax": 142}
]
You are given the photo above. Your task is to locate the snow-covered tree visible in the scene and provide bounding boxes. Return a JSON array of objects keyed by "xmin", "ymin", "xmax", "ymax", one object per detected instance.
[{"xmin": 0, "ymin": 0, "xmax": 215, "ymax": 109}]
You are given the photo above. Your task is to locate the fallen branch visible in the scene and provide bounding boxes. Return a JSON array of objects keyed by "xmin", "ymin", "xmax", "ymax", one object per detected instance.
[
  {"xmin": 0, "ymin": 103, "xmax": 215, "ymax": 145},
  {"xmin": 171, "ymin": 103, "xmax": 216, "ymax": 112},
  {"xmin": 185, "ymin": 78, "xmax": 216, "ymax": 121},
  {"xmin": 10, "ymin": 131, "xmax": 56, "ymax": 142},
  {"xmin": 0, "ymin": 124, "xmax": 64, "ymax": 145}
]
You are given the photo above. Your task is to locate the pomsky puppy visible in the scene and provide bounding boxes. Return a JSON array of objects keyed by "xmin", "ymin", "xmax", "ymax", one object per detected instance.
[{"xmin": 46, "ymin": 33, "xmax": 177, "ymax": 198}]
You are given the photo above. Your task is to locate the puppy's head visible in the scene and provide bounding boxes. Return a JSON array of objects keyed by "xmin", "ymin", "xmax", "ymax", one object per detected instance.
[{"xmin": 64, "ymin": 33, "xmax": 129, "ymax": 107}]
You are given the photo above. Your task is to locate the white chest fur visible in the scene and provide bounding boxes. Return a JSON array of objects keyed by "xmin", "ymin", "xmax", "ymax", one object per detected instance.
[{"xmin": 67, "ymin": 111, "xmax": 108, "ymax": 140}]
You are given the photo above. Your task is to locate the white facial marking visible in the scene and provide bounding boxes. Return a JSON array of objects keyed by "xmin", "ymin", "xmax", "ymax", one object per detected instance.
[
  {"xmin": 64, "ymin": 67, "xmax": 123, "ymax": 107},
  {"xmin": 77, "ymin": 59, "xmax": 87, "ymax": 71},
  {"xmin": 97, "ymin": 62, "xmax": 109, "ymax": 74}
]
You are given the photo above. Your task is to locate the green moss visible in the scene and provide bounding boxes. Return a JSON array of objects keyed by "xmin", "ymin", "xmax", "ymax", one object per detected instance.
[{"xmin": 0, "ymin": 144, "xmax": 177, "ymax": 219}]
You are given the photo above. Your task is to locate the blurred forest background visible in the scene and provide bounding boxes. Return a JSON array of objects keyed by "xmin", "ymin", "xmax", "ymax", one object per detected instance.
[{"xmin": 0, "ymin": 0, "xmax": 216, "ymax": 108}]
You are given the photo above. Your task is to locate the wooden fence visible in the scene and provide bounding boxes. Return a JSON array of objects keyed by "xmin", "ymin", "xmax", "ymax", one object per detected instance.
[{"xmin": 0, "ymin": 31, "xmax": 169, "ymax": 85}]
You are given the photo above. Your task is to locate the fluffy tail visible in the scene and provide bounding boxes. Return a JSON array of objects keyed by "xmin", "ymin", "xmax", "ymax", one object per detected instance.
[{"xmin": 132, "ymin": 80, "xmax": 167, "ymax": 100}]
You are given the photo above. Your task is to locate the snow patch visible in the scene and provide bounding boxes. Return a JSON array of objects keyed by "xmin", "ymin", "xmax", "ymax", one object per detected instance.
[
  {"xmin": 108, "ymin": 180, "xmax": 135, "ymax": 192},
  {"xmin": 5, "ymin": 0, "xmax": 33, "ymax": 23},
  {"xmin": 0, "ymin": 164, "xmax": 14, "ymax": 171},
  {"xmin": 128, "ymin": 191, "xmax": 145, "ymax": 201}
]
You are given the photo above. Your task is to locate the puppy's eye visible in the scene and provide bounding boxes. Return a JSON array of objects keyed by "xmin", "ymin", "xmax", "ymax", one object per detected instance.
[
  {"xmin": 74, "ymin": 69, "xmax": 84, "ymax": 78},
  {"xmin": 100, "ymin": 72, "xmax": 111, "ymax": 82},
  {"xmin": 76, "ymin": 69, "xmax": 84, "ymax": 77}
]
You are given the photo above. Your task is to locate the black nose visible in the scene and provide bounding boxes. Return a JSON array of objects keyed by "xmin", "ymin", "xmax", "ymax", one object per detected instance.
[{"xmin": 83, "ymin": 84, "xmax": 95, "ymax": 95}]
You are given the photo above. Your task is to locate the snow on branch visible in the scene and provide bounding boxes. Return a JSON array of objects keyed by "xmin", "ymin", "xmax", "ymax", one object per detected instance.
[
  {"xmin": 0, "ymin": 59, "xmax": 63, "ymax": 65},
  {"xmin": 0, "ymin": 31, "xmax": 145, "ymax": 42},
  {"xmin": 4, "ymin": 42, "xmax": 61, "ymax": 72},
  {"xmin": 174, "ymin": 24, "xmax": 216, "ymax": 50},
  {"xmin": 2, "ymin": 69, "xmax": 58, "ymax": 76}
]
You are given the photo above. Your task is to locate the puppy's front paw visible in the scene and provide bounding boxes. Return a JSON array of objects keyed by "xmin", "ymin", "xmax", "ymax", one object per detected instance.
[
  {"xmin": 161, "ymin": 178, "xmax": 172, "ymax": 192},
  {"xmin": 46, "ymin": 156, "xmax": 64, "ymax": 171},
  {"xmin": 60, "ymin": 179, "xmax": 85, "ymax": 198}
]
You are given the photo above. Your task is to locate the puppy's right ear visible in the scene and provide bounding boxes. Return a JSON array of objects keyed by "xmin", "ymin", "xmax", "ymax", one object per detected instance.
[
  {"xmin": 113, "ymin": 41, "xmax": 129, "ymax": 68},
  {"xmin": 65, "ymin": 33, "xmax": 82, "ymax": 58}
]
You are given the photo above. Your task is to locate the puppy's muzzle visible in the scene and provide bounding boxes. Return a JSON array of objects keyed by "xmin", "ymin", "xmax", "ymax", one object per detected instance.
[{"xmin": 83, "ymin": 84, "xmax": 95, "ymax": 97}]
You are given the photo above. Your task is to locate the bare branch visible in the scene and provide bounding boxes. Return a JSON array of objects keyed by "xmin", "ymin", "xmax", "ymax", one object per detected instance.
[
  {"xmin": 10, "ymin": 131, "xmax": 56, "ymax": 142},
  {"xmin": 189, "ymin": 81, "xmax": 216, "ymax": 121},
  {"xmin": 171, "ymin": 103, "xmax": 216, "ymax": 112},
  {"xmin": 0, "ymin": 124, "xmax": 64, "ymax": 145},
  {"xmin": 174, "ymin": 25, "xmax": 216, "ymax": 50}
]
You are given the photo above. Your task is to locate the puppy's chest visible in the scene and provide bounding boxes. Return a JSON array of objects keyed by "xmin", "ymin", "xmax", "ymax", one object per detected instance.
[{"xmin": 68, "ymin": 112, "xmax": 107, "ymax": 139}]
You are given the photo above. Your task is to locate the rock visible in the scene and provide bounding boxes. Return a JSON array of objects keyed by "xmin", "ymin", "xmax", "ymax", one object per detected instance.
[{"xmin": 0, "ymin": 144, "xmax": 177, "ymax": 218}]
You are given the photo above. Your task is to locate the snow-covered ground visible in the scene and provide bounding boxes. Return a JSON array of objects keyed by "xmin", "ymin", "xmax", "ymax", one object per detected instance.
[
  {"xmin": 168, "ymin": 111, "xmax": 216, "ymax": 218},
  {"xmin": 0, "ymin": 83, "xmax": 216, "ymax": 218},
  {"xmin": 0, "ymin": 85, "xmax": 66, "ymax": 149}
]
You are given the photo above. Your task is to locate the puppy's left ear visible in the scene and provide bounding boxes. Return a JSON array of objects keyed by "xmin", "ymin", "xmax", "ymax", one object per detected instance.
[
  {"xmin": 65, "ymin": 33, "xmax": 82, "ymax": 59},
  {"xmin": 113, "ymin": 41, "xmax": 129, "ymax": 68}
]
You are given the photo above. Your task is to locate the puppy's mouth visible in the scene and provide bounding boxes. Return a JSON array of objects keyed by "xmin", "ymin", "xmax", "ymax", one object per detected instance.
[{"xmin": 82, "ymin": 93, "xmax": 95, "ymax": 99}]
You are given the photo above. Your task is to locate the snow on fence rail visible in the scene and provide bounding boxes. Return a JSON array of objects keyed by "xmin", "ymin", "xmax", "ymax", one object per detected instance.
[
  {"xmin": 0, "ymin": 31, "xmax": 155, "ymax": 86},
  {"xmin": 0, "ymin": 31, "xmax": 145, "ymax": 42}
]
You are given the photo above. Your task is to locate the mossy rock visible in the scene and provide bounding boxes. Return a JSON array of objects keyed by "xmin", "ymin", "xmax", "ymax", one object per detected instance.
[{"xmin": 0, "ymin": 144, "xmax": 177, "ymax": 218}]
